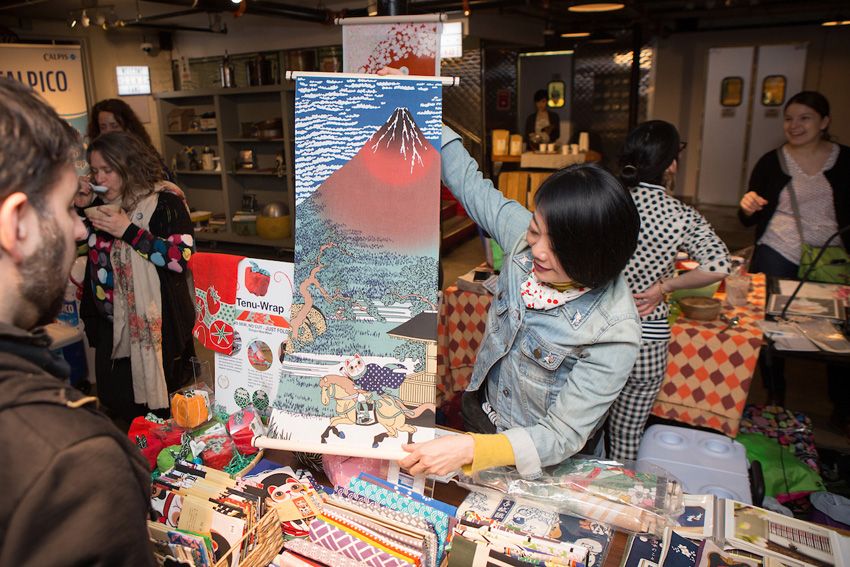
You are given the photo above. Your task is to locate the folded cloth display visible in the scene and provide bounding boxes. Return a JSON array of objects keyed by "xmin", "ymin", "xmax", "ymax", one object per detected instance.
[{"xmin": 188, "ymin": 252, "xmax": 245, "ymax": 354}]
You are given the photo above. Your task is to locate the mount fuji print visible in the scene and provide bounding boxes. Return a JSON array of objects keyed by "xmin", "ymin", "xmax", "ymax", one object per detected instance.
[{"xmin": 268, "ymin": 75, "xmax": 442, "ymax": 454}]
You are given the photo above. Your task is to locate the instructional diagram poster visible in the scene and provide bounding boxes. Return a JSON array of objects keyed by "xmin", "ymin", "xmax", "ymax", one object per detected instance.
[
  {"xmin": 267, "ymin": 75, "xmax": 442, "ymax": 454},
  {"xmin": 343, "ymin": 22, "xmax": 441, "ymax": 76},
  {"xmin": 214, "ymin": 258, "xmax": 294, "ymax": 417}
]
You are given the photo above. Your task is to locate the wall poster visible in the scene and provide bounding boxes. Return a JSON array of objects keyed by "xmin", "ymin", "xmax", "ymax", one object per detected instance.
[
  {"xmin": 343, "ymin": 21, "xmax": 442, "ymax": 76},
  {"xmin": 264, "ymin": 73, "xmax": 443, "ymax": 458},
  {"xmin": 0, "ymin": 44, "xmax": 88, "ymax": 136}
]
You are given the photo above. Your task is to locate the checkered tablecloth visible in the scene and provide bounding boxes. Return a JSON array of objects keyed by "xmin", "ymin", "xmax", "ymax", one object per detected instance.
[
  {"xmin": 651, "ymin": 273, "xmax": 766, "ymax": 436},
  {"xmin": 436, "ymin": 286, "xmax": 491, "ymax": 405},
  {"xmin": 437, "ymin": 275, "xmax": 766, "ymax": 436}
]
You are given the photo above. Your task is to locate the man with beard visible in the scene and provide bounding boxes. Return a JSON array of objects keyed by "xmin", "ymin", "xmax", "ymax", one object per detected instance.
[{"xmin": 0, "ymin": 80, "xmax": 154, "ymax": 565}]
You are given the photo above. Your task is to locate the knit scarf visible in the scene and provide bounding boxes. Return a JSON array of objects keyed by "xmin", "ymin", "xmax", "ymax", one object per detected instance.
[
  {"xmin": 520, "ymin": 270, "xmax": 590, "ymax": 310},
  {"xmin": 110, "ymin": 183, "xmax": 181, "ymax": 409}
]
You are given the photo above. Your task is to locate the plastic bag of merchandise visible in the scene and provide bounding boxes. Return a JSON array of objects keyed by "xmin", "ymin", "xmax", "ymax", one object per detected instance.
[
  {"xmin": 459, "ymin": 457, "xmax": 684, "ymax": 537},
  {"xmin": 225, "ymin": 405, "xmax": 266, "ymax": 456}
]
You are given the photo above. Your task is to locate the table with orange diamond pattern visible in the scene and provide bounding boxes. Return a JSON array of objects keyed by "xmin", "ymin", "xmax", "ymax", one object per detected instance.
[{"xmin": 437, "ymin": 274, "xmax": 766, "ymax": 436}]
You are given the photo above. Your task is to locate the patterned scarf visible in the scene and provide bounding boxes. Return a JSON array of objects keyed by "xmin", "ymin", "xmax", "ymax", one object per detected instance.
[
  {"xmin": 520, "ymin": 270, "xmax": 590, "ymax": 310},
  {"xmin": 110, "ymin": 182, "xmax": 185, "ymax": 409}
]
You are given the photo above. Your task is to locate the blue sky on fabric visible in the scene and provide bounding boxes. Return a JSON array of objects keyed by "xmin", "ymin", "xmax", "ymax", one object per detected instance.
[{"xmin": 294, "ymin": 75, "xmax": 442, "ymax": 206}]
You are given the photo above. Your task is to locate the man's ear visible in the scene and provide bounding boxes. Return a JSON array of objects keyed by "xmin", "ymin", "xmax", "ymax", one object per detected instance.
[{"xmin": 0, "ymin": 192, "xmax": 31, "ymax": 263}]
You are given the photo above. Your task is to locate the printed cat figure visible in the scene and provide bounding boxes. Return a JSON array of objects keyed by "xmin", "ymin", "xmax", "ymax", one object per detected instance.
[{"xmin": 340, "ymin": 354, "xmax": 406, "ymax": 394}]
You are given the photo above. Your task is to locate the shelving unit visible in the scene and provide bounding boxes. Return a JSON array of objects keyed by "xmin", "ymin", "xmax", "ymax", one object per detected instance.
[{"xmin": 156, "ymin": 84, "xmax": 295, "ymax": 251}]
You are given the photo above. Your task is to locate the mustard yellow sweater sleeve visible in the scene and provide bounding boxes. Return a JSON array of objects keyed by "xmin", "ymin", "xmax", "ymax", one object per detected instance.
[{"xmin": 461, "ymin": 433, "xmax": 516, "ymax": 475}]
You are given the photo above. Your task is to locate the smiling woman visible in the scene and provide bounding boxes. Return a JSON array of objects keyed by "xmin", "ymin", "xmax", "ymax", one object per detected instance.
[{"xmin": 398, "ymin": 125, "xmax": 641, "ymax": 479}]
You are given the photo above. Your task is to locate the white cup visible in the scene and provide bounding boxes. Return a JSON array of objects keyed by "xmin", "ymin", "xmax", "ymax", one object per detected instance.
[{"xmin": 725, "ymin": 275, "xmax": 750, "ymax": 306}]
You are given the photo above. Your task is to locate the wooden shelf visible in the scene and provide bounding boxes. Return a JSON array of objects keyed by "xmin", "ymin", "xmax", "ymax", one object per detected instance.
[
  {"xmin": 175, "ymin": 170, "xmax": 221, "ymax": 176},
  {"xmin": 158, "ymin": 86, "xmax": 295, "ymax": 251},
  {"xmin": 223, "ymin": 137, "xmax": 285, "ymax": 143},
  {"xmin": 228, "ymin": 170, "xmax": 287, "ymax": 177},
  {"xmin": 194, "ymin": 229, "xmax": 293, "ymax": 248},
  {"xmin": 166, "ymin": 130, "xmax": 218, "ymax": 136}
]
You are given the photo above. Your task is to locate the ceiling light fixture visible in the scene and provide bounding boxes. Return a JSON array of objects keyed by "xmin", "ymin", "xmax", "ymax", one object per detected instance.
[
  {"xmin": 462, "ymin": 0, "xmax": 470, "ymax": 17},
  {"xmin": 80, "ymin": 9, "xmax": 90, "ymax": 27},
  {"xmin": 561, "ymin": 31, "xmax": 591, "ymax": 37},
  {"xmin": 822, "ymin": 19, "xmax": 850, "ymax": 26},
  {"xmin": 568, "ymin": 3, "xmax": 625, "ymax": 12}
]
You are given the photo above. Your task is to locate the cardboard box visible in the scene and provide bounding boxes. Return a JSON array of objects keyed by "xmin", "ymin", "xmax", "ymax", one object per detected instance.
[{"xmin": 167, "ymin": 108, "xmax": 195, "ymax": 132}]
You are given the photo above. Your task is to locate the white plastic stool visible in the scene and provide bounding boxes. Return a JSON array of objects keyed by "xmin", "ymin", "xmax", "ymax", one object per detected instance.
[{"xmin": 637, "ymin": 424, "xmax": 751, "ymax": 503}]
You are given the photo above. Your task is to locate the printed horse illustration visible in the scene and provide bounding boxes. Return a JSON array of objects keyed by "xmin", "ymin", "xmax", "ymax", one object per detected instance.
[{"xmin": 319, "ymin": 373, "xmax": 435, "ymax": 448}]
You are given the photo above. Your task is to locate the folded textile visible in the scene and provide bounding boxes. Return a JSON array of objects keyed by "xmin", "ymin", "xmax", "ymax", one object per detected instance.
[
  {"xmin": 284, "ymin": 538, "xmax": 369, "ymax": 567},
  {"xmin": 188, "ymin": 252, "xmax": 244, "ymax": 354},
  {"xmin": 309, "ymin": 517, "xmax": 414, "ymax": 567}
]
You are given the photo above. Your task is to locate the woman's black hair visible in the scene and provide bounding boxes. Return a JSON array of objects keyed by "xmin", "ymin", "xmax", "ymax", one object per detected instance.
[
  {"xmin": 533, "ymin": 89, "xmax": 548, "ymax": 103},
  {"xmin": 534, "ymin": 163, "xmax": 640, "ymax": 288},
  {"xmin": 618, "ymin": 120, "xmax": 680, "ymax": 187},
  {"xmin": 785, "ymin": 91, "xmax": 831, "ymax": 139}
]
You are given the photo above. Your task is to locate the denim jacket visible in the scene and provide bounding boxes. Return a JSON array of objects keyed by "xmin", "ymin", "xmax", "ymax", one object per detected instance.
[{"xmin": 441, "ymin": 127, "xmax": 641, "ymax": 479}]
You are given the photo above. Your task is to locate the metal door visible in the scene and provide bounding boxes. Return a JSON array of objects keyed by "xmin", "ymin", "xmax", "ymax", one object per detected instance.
[
  {"xmin": 696, "ymin": 46, "xmax": 754, "ymax": 206},
  {"xmin": 745, "ymin": 43, "xmax": 807, "ymax": 185},
  {"xmin": 697, "ymin": 44, "xmax": 807, "ymax": 206}
]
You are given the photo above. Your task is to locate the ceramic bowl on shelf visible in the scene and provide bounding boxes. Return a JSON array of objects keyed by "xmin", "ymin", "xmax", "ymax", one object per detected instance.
[{"xmin": 678, "ymin": 296, "xmax": 722, "ymax": 321}]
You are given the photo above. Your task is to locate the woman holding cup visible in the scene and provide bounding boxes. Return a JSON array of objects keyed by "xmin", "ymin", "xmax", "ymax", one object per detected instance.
[{"xmin": 76, "ymin": 132, "xmax": 196, "ymax": 422}]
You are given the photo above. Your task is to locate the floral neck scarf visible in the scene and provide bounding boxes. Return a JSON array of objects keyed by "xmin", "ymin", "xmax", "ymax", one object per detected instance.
[{"xmin": 520, "ymin": 270, "xmax": 590, "ymax": 310}]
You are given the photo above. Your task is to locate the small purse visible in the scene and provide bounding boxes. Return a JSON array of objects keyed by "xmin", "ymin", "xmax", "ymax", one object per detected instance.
[{"xmin": 783, "ymin": 156, "xmax": 850, "ymax": 284}]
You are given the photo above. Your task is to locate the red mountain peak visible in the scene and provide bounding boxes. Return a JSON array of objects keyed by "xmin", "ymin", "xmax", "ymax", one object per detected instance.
[{"xmin": 368, "ymin": 107, "xmax": 429, "ymax": 174}]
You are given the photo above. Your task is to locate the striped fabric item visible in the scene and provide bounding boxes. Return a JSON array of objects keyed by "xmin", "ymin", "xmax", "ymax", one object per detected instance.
[
  {"xmin": 640, "ymin": 319, "xmax": 672, "ymax": 341},
  {"xmin": 309, "ymin": 518, "xmax": 414, "ymax": 567},
  {"xmin": 284, "ymin": 538, "xmax": 369, "ymax": 567},
  {"xmin": 348, "ymin": 478, "xmax": 449, "ymax": 559},
  {"xmin": 322, "ymin": 507, "xmax": 422, "ymax": 564}
]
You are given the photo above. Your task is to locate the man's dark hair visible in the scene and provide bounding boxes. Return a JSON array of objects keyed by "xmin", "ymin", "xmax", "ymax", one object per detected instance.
[
  {"xmin": 0, "ymin": 79, "xmax": 80, "ymax": 212},
  {"xmin": 618, "ymin": 120, "xmax": 680, "ymax": 188},
  {"xmin": 534, "ymin": 163, "xmax": 640, "ymax": 288}
]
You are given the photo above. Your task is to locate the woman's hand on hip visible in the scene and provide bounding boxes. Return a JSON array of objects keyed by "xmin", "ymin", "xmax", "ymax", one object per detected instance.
[
  {"xmin": 633, "ymin": 281, "xmax": 665, "ymax": 317},
  {"xmin": 90, "ymin": 207, "xmax": 132, "ymax": 238},
  {"xmin": 739, "ymin": 191, "xmax": 768, "ymax": 216},
  {"xmin": 399, "ymin": 434, "xmax": 474, "ymax": 477}
]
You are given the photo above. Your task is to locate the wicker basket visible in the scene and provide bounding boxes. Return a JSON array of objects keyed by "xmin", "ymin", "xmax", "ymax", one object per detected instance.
[
  {"xmin": 214, "ymin": 508, "xmax": 283, "ymax": 567},
  {"xmin": 233, "ymin": 449, "xmax": 264, "ymax": 478}
]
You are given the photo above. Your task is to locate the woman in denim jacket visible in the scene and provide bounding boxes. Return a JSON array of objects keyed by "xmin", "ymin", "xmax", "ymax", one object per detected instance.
[{"xmin": 400, "ymin": 127, "xmax": 642, "ymax": 479}]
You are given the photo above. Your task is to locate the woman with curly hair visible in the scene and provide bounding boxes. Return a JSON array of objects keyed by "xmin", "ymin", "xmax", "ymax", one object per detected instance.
[
  {"xmin": 77, "ymin": 132, "xmax": 195, "ymax": 421},
  {"xmin": 87, "ymin": 98, "xmax": 174, "ymax": 181}
]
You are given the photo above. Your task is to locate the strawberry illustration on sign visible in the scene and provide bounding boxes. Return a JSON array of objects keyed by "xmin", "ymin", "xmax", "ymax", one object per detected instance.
[
  {"xmin": 244, "ymin": 261, "xmax": 271, "ymax": 296},
  {"xmin": 209, "ymin": 320, "xmax": 234, "ymax": 350},
  {"xmin": 207, "ymin": 286, "xmax": 221, "ymax": 315}
]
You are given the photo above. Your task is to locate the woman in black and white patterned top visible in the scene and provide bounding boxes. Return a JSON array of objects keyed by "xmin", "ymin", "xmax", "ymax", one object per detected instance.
[{"xmin": 606, "ymin": 120, "xmax": 731, "ymax": 460}]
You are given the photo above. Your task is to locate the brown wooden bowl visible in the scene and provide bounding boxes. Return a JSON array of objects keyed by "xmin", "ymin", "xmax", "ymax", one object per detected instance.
[{"xmin": 678, "ymin": 296, "xmax": 722, "ymax": 321}]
